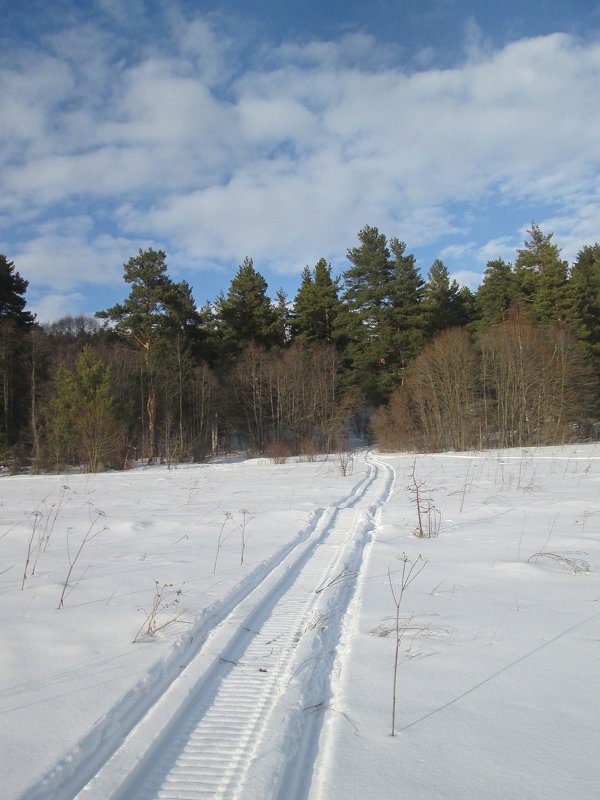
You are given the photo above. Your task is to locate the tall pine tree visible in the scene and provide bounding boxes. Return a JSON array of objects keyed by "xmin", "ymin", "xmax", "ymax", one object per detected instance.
[
  {"xmin": 336, "ymin": 226, "xmax": 424, "ymax": 404},
  {"xmin": 96, "ymin": 248, "xmax": 200, "ymax": 460},
  {"xmin": 0, "ymin": 256, "xmax": 36, "ymax": 451}
]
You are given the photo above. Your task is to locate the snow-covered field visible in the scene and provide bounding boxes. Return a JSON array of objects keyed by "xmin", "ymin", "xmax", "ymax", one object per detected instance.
[{"xmin": 1, "ymin": 446, "xmax": 599, "ymax": 799}]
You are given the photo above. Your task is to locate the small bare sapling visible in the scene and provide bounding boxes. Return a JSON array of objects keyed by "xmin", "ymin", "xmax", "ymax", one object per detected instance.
[
  {"xmin": 389, "ymin": 553, "xmax": 427, "ymax": 736},
  {"xmin": 238, "ymin": 508, "xmax": 250, "ymax": 566},
  {"xmin": 408, "ymin": 462, "xmax": 441, "ymax": 538},
  {"xmin": 337, "ymin": 444, "xmax": 354, "ymax": 477}
]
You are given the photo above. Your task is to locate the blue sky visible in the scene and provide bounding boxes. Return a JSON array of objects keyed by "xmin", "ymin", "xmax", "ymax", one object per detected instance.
[{"xmin": 2, "ymin": 0, "xmax": 600, "ymax": 322}]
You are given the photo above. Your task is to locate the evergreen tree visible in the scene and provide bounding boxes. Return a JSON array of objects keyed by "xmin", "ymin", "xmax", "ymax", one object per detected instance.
[
  {"xmin": 474, "ymin": 258, "xmax": 517, "ymax": 328},
  {"xmin": 292, "ymin": 266, "xmax": 314, "ymax": 339},
  {"xmin": 569, "ymin": 243, "xmax": 600, "ymax": 402},
  {"xmin": 292, "ymin": 258, "xmax": 341, "ymax": 343},
  {"xmin": 422, "ymin": 259, "xmax": 468, "ymax": 336},
  {"xmin": 47, "ymin": 346, "xmax": 123, "ymax": 471},
  {"xmin": 0, "ymin": 256, "xmax": 36, "ymax": 327},
  {"xmin": 216, "ymin": 258, "xmax": 279, "ymax": 358},
  {"xmin": 335, "ymin": 226, "xmax": 396, "ymax": 404},
  {"xmin": 514, "ymin": 223, "xmax": 570, "ymax": 324},
  {"xmin": 274, "ymin": 289, "xmax": 291, "ymax": 346},
  {"xmin": 0, "ymin": 256, "xmax": 37, "ymax": 451},
  {"xmin": 96, "ymin": 248, "xmax": 200, "ymax": 460},
  {"xmin": 335, "ymin": 226, "xmax": 424, "ymax": 404},
  {"xmin": 570, "ymin": 244, "xmax": 600, "ymax": 344},
  {"xmin": 389, "ymin": 238, "xmax": 427, "ymax": 369},
  {"xmin": 97, "ymin": 249, "xmax": 198, "ymax": 352}
]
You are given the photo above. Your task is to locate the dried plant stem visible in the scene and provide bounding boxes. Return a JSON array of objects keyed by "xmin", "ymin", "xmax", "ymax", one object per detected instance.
[
  {"xmin": 213, "ymin": 512, "xmax": 233, "ymax": 574},
  {"xmin": 389, "ymin": 553, "xmax": 427, "ymax": 736},
  {"xmin": 58, "ymin": 509, "xmax": 106, "ymax": 609},
  {"xmin": 21, "ymin": 511, "xmax": 43, "ymax": 589}
]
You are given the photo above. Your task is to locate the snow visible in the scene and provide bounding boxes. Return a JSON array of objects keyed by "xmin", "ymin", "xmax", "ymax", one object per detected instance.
[{"xmin": 1, "ymin": 446, "xmax": 599, "ymax": 799}]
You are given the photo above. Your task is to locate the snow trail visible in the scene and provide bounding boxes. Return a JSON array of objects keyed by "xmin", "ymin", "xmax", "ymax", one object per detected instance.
[{"xmin": 29, "ymin": 452, "xmax": 393, "ymax": 800}]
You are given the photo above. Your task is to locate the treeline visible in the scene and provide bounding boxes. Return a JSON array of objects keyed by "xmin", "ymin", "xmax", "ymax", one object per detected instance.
[{"xmin": 1, "ymin": 222, "xmax": 599, "ymax": 471}]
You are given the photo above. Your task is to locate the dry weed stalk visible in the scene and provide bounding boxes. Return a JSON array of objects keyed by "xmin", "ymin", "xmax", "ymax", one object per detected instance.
[
  {"xmin": 58, "ymin": 506, "xmax": 106, "ymax": 609},
  {"xmin": 133, "ymin": 581, "xmax": 188, "ymax": 642},
  {"xmin": 527, "ymin": 551, "xmax": 590, "ymax": 574},
  {"xmin": 315, "ymin": 564, "xmax": 356, "ymax": 594},
  {"xmin": 389, "ymin": 553, "xmax": 427, "ymax": 736},
  {"xmin": 212, "ymin": 509, "xmax": 253, "ymax": 572}
]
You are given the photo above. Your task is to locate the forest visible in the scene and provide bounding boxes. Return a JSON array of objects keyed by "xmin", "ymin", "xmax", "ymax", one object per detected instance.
[{"xmin": 1, "ymin": 222, "xmax": 599, "ymax": 473}]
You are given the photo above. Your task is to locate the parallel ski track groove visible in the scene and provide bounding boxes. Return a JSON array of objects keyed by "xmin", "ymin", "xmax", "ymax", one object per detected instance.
[{"xmin": 66, "ymin": 453, "xmax": 388, "ymax": 800}]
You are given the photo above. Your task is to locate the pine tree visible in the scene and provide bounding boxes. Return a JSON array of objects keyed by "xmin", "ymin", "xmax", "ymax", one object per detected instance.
[
  {"xmin": 335, "ymin": 226, "xmax": 426, "ymax": 404},
  {"xmin": 96, "ymin": 248, "xmax": 200, "ymax": 459},
  {"xmin": 335, "ymin": 226, "xmax": 396, "ymax": 404},
  {"xmin": 0, "ymin": 256, "xmax": 36, "ymax": 328},
  {"xmin": 0, "ymin": 256, "xmax": 36, "ymax": 451}
]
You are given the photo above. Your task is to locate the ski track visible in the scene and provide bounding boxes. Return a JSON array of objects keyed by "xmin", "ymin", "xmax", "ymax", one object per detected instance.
[{"xmin": 27, "ymin": 452, "xmax": 395, "ymax": 800}]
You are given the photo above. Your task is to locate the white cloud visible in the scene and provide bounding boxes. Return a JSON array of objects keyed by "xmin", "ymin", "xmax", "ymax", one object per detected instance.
[
  {"xmin": 2, "ymin": 17, "xmax": 600, "ymax": 318},
  {"xmin": 450, "ymin": 269, "xmax": 484, "ymax": 290},
  {"xmin": 10, "ymin": 226, "xmax": 139, "ymax": 292},
  {"xmin": 30, "ymin": 292, "xmax": 88, "ymax": 324},
  {"xmin": 476, "ymin": 236, "xmax": 520, "ymax": 265}
]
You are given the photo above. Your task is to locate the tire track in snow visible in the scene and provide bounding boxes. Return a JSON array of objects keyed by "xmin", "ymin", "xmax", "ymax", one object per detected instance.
[
  {"xmin": 264, "ymin": 452, "xmax": 396, "ymax": 800},
  {"xmin": 105, "ymin": 453, "xmax": 392, "ymax": 800},
  {"xmin": 28, "ymin": 454, "xmax": 390, "ymax": 800}
]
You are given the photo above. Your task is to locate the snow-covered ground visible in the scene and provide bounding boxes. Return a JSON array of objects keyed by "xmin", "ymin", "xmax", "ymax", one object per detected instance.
[{"xmin": 1, "ymin": 446, "xmax": 599, "ymax": 799}]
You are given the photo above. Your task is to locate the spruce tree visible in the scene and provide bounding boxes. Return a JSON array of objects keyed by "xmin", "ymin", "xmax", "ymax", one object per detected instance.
[
  {"xmin": 47, "ymin": 346, "xmax": 123, "ymax": 471},
  {"xmin": 474, "ymin": 258, "xmax": 517, "ymax": 328},
  {"xmin": 292, "ymin": 266, "xmax": 314, "ymax": 340},
  {"xmin": 514, "ymin": 223, "xmax": 570, "ymax": 324},
  {"xmin": 274, "ymin": 289, "xmax": 291, "ymax": 346},
  {"xmin": 216, "ymin": 257, "xmax": 279, "ymax": 358},
  {"xmin": 389, "ymin": 238, "xmax": 427, "ymax": 369},
  {"xmin": 423, "ymin": 259, "xmax": 468, "ymax": 336},
  {"xmin": 570, "ymin": 244, "xmax": 600, "ymax": 345},
  {"xmin": 292, "ymin": 258, "xmax": 341, "ymax": 343},
  {"xmin": 569, "ymin": 243, "xmax": 600, "ymax": 403}
]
